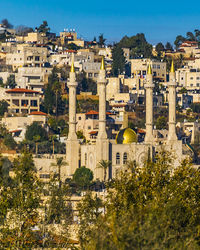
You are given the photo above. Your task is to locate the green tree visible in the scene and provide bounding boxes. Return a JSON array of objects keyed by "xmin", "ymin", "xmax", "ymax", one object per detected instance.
[
  {"xmin": 3, "ymin": 152, "xmax": 42, "ymax": 248},
  {"xmin": 98, "ymin": 33, "xmax": 106, "ymax": 47},
  {"xmin": 155, "ymin": 116, "xmax": 167, "ymax": 129},
  {"xmin": 165, "ymin": 42, "xmax": 173, "ymax": 51},
  {"xmin": 174, "ymin": 35, "xmax": 186, "ymax": 49},
  {"xmin": 1, "ymin": 18, "xmax": 13, "ymax": 29},
  {"xmin": 5, "ymin": 75, "xmax": 16, "ymax": 89},
  {"xmin": 33, "ymin": 135, "xmax": 41, "ymax": 154},
  {"xmin": 43, "ymin": 68, "xmax": 65, "ymax": 115},
  {"xmin": 73, "ymin": 166, "xmax": 93, "ymax": 190},
  {"xmin": 25, "ymin": 122, "xmax": 48, "ymax": 142},
  {"xmin": 0, "ymin": 100, "xmax": 8, "ymax": 116},
  {"xmin": 112, "ymin": 45, "xmax": 126, "ymax": 76},
  {"xmin": 78, "ymin": 151, "xmax": 200, "ymax": 249},
  {"xmin": 37, "ymin": 20, "xmax": 50, "ymax": 34},
  {"xmin": 155, "ymin": 42, "xmax": 165, "ymax": 57},
  {"xmin": 3, "ymin": 134, "xmax": 17, "ymax": 150}
]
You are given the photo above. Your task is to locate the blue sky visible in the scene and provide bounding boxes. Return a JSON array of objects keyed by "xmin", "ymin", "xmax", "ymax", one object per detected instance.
[{"xmin": 1, "ymin": 0, "xmax": 200, "ymax": 45}]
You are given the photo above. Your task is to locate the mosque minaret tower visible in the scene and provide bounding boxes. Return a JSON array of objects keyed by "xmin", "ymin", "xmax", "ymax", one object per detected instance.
[
  {"xmin": 167, "ymin": 60, "xmax": 178, "ymax": 142},
  {"xmin": 95, "ymin": 57, "xmax": 109, "ymax": 180},
  {"xmin": 145, "ymin": 64, "xmax": 155, "ymax": 144},
  {"xmin": 66, "ymin": 58, "xmax": 79, "ymax": 176}
]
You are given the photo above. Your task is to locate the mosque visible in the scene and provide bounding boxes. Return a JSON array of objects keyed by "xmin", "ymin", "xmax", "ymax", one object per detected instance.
[{"xmin": 66, "ymin": 58, "xmax": 183, "ymax": 180}]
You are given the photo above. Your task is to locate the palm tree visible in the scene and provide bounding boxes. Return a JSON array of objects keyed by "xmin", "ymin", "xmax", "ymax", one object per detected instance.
[
  {"xmin": 51, "ymin": 157, "xmax": 67, "ymax": 187},
  {"xmin": 97, "ymin": 160, "xmax": 111, "ymax": 182},
  {"xmin": 50, "ymin": 135, "xmax": 57, "ymax": 154},
  {"xmin": 33, "ymin": 135, "xmax": 41, "ymax": 155}
]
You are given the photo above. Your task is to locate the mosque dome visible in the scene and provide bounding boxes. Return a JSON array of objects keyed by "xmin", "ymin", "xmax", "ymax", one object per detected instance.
[{"xmin": 116, "ymin": 128, "xmax": 137, "ymax": 144}]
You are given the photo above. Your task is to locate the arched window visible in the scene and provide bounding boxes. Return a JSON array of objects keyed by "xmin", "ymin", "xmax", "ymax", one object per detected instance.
[
  {"xmin": 123, "ymin": 152, "xmax": 128, "ymax": 165},
  {"xmin": 116, "ymin": 152, "xmax": 120, "ymax": 165},
  {"xmin": 85, "ymin": 153, "xmax": 87, "ymax": 165}
]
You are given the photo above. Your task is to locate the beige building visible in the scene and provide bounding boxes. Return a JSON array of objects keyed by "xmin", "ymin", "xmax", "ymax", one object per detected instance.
[
  {"xmin": 15, "ymin": 66, "xmax": 52, "ymax": 91},
  {"xmin": 0, "ymin": 87, "xmax": 41, "ymax": 114},
  {"xmin": 16, "ymin": 32, "xmax": 48, "ymax": 44},
  {"xmin": 1, "ymin": 111, "xmax": 47, "ymax": 131},
  {"xmin": 176, "ymin": 67, "xmax": 200, "ymax": 90},
  {"xmin": 6, "ymin": 44, "xmax": 48, "ymax": 70},
  {"xmin": 179, "ymin": 41, "xmax": 200, "ymax": 57},
  {"xmin": 130, "ymin": 58, "xmax": 166, "ymax": 81}
]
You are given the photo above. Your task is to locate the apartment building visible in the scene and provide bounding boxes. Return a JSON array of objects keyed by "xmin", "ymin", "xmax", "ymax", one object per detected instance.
[
  {"xmin": 15, "ymin": 66, "xmax": 52, "ymax": 91},
  {"xmin": 0, "ymin": 87, "xmax": 41, "ymax": 114},
  {"xmin": 130, "ymin": 58, "xmax": 166, "ymax": 81},
  {"xmin": 6, "ymin": 44, "xmax": 48, "ymax": 70}
]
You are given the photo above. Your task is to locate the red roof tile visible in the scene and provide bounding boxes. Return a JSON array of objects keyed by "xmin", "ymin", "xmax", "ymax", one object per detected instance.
[
  {"xmin": 89, "ymin": 131, "xmax": 98, "ymax": 135},
  {"xmin": 29, "ymin": 111, "xmax": 47, "ymax": 116},
  {"xmin": 86, "ymin": 110, "xmax": 112, "ymax": 115},
  {"xmin": 6, "ymin": 88, "xmax": 40, "ymax": 94},
  {"xmin": 86, "ymin": 110, "xmax": 99, "ymax": 115}
]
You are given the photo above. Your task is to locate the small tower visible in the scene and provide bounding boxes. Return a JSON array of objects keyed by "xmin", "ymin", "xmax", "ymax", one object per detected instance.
[
  {"xmin": 96, "ymin": 57, "xmax": 109, "ymax": 180},
  {"xmin": 66, "ymin": 58, "xmax": 79, "ymax": 176},
  {"xmin": 167, "ymin": 60, "xmax": 178, "ymax": 142},
  {"xmin": 145, "ymin": 64, "xmax": 155, "ymax": 144}
]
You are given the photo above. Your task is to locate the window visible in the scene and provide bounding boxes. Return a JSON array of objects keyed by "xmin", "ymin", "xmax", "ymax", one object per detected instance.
[
  {"xmin": 197, "ymin": 77, "xmax": 200, "ymax": 80},
  {"xmin": 157, "ymin": 65, "xmax": 160, "ymax": 69},
  {"xmin": 88, "ymin": 73, "xmax": 92, "ymax": 78},
  {"xmin": 88, "ymin": 126, "xmax": 91, "ymax": 130},
  {"xmin": 116, "ymin": 152, "xmax": 120, "ymax": 165},
  {"xmin": 85, "ymin": 153, "xmax": 87, "ymax": 165},
  {"xmin": 123, "ymin": 152, "xmax": 128, "ymax": 165},
  {"xmin": 78, "ymin": 116, "xmax": 81, "ymax": 120},
  {"xmin": 190, "ymin": 77, "xmax": 193, "ymax": 80},
  {"xmin": 35, "ymin": 56, "xmax": 40, "ymax": 61}
]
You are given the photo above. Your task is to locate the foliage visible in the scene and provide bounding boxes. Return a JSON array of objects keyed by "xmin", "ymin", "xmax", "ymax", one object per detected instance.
[
  {"xmin": 76, "ymin": 130, "xmax": 86, "ymax": 143},
  {"xmin": 155, "ymin": 116, "xmax": 167, "ymax": 129},
  {"xmin": 174, "ymin": 35, "xmax": 186, "ymax": 49},
  {"xmin": 179, "ymin": 87, "xmax": 187, "ymax": 94},
  {"xmin": 112, "ymin": 33, "xmax": 152, "ymax": 76},
  {"xmin": 3, "ymin": 134, "xmax": 17, "ymax": 150},
  {"xmin": 97, "ymin": 160, "xmax": 112, "ymax": 182},
  {"xmin": 46, "ymin": 157, "xmax": 72, "ymax": 225},
  {"xmin": 5, "ymin": 74, "xmax": 16, "ymax": 89},
  {"xmin": 77, "ymin": 73, "xmax": 97, "ymax": 94},
  {"xmin": 48, "ymin": 117, "xmax": 68, "ymax": 135},
  {"xmin": 1, "ymin": 19, "xmax": 13, "ymax": 28},
  {"xmin": 0, "ymin": 152, "xmax": 42, "ymax": 248},
  {"xmin": 25, "ymin": 122, "xmax": 48, "ymax": 142},
  {"xmin": 155, "ymin": 42, "xmax": 165, "ymax": 57},
  {"xmin": 0, "ymin": 100, "xmax": 8, "ymax": 116},
  {"xmin": 73, "ymin": 166, "xmax": 93, "ymax": 190},
  {"xmin": 165, "ymin": 42, "xmax": 173, "ymax": 51},
  {"xmin": 112, "ymin": 45, "xmax": 126, "ymax": 76},
  {"xmin": 98, "ymin": 34, "xmax": 106, "ymax": 47},
  {"xmin": 16, "ymin": 25, "xmax": 33, "ymax": 36},
  {"xmin": 78, "ymin": 151, "xmax": 200, "ymax": 249},
  {"xmin": 77, "ymin": 98, "xmax": 99, "ymax": 113},
  {"xmin": 66, "ymin": 43, "xmax": 81, "ymax": 50},
  {"xmin": 37, "ymin": 20, "xmax": 50, "ymax": 34},
  {"xmin": 190, "ymin": 103, "xmax": 200, "ymax": 113},
  {"xmin": 43, "ymin": 67, "xmax": 65, "ymax": 115}
]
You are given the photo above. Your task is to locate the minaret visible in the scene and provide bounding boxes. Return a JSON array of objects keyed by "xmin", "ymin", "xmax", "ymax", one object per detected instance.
[
  {"xmin": 97, "ymin": 57, "xmax": 107, "ymax": 140},
  {"xmin": 167, "ymin": 60, "xmax": 178, "ymax": 142},
  {"xmin": 96, "ymin": 57, "xmax": 109, "ymax": 180},
  {"xmin": 145, "ymin": 64, "xmax": 155, "ymax": 144},
  {"xmin": 66, "ymin": 58, "xmax": 79, "ymax": 176}
]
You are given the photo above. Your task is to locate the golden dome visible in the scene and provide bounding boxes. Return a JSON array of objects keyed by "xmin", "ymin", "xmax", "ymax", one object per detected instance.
[{"xmin": 116, "ymin": 128, "xmax": 137, "ymax": 144}]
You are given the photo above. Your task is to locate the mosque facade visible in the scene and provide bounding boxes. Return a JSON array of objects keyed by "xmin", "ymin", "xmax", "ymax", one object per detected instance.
[{"xmin": 66, "ymin": 58, "xmax": 183, "ymax": 180}]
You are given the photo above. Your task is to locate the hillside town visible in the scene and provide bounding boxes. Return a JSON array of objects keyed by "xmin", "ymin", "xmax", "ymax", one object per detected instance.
[{"xmin": 0, "ymin": 18, "xmax": 200, "ymax": 248}]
